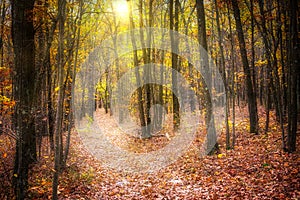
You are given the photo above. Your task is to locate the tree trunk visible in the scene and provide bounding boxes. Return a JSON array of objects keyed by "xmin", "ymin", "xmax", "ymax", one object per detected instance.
[
  {"xmin": 226, "ymin": 1, "xmax": 236, "ymax": 148},
  {"xmin": 169, "ymin": 0, "xmax": 180, "ymax": 130},
  {"xmin": 231, "ymin": 0, "xmax": 258, "ymax": 134},
  {"xmin": 196, "ymin": 0, "xmax": 218, "ymax": 154},
  {"xmin": 139, "ymin": 0, "xmax": 152, "ymax": 137},
  {"xmin": 52, "ymin": 0, "xmax": 66, "ymax": 199},
  {"xmin": 287, "ymin": 0, "xmax": 298, "ymax": 152},
  {"xmin": 215, "ymin": 0, "xmax": 230, "ymax": 149},
  {"xmin": 11, "ymin": 0, "xmax": 36, "ymax": 198},
  {"xmin": 128, "ymin": 0, "xmax": 147, "ymax": 138}
]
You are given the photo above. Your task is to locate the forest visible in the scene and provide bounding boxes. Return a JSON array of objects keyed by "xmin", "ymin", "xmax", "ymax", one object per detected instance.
[{"xmin": 0, "ymin": 0, "xmax": 299, "ymax": 199}]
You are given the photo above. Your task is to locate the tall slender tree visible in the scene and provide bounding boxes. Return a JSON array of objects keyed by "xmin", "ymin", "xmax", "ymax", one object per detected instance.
[
  {"xmin": 128, "ymin": 0, "xmax": 148, "ymax": 138},
  {"xmin": 214, "ymin": 0, "xmax": 230, "ymax": 149},
  {"xmin": 170, "ymin": 0, "xmax": 180, "ymax": 130},
  {"xmin": 11, "ymin": 0, "xmax": 36, "ymax": 198},
  {"xmin": 196, "ymin": 0, "xmax": 218, "ymax": 154},
  {"xmin": 139, "ymin": 0, "xmax": 152, "ymax": 136},
  {"xmin": 52, "ymin": 0, "xmax": 66, "ymax": 199},
  {"xmin": 231, "ymin": 0, "xmax": 258, "ymax": 134},
  {"xmin": 286, "ymin": 0, "xmax": 298, "ymax": 152}
]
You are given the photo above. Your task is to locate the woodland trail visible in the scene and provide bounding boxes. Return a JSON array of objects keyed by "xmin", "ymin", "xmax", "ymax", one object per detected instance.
[
  {"xmin": 1, "ymin": 108, "xmax": 299, "ymax": 199},
  {"xmin": 50, "ymin": 108, "xmax": 300, "ymax": 199},
  {"xmin": 76, "ymin": 108, "xmax": 207, "ymax": 173}
]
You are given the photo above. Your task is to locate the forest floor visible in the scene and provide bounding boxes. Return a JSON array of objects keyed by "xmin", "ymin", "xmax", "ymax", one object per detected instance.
[{"xmin": 0, "ymin": 107, "xmax": 300, "ymax": 199}]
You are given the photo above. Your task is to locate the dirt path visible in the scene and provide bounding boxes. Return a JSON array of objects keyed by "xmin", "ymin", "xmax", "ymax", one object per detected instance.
[{"xmin": 55, "ymin": 108, "xmax": 300, "ymax": 199}]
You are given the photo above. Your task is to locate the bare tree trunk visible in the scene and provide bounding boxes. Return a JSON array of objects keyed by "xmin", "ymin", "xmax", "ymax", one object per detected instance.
[
  {"xmin": 287, "ymin": 0, "xmax": 298, "ymax": 152},
  {"xmin": 52, "ymin": 0, "xmax": 66, "ymax": 199},
  {"xmin": 226, "ymin": 1, "xmax": 236, "ymax": 148},
  {"xmin": 11, "ymin": 0, "xmax": 36, "ymax": 198},
  {"xmin": 231, "ymin": 0, "xmax": 258, "ymax": 134},
  {"xmin": 250, "ymin": 0, "xmax": 257, "ymax": 119},
  {"xmin": 196, "ymin": 0, "xmax": 218, "ymax": 154},
  {"xmin": 169, "ymin": 0, "xmax": 180, "ymax": 130},
  {"xmin": 139, "ymin": 0, "xmax": 151, "ymax": 138},
  {"xmin": 215, "ymin": 0, "xmax": 230, "ymax": 149}
]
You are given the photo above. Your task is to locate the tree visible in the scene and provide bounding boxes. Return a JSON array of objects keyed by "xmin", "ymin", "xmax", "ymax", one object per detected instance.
[
  {"xmin": 286, "ymin": 0, "xmax": 298, "ymax": 152},
  {"xmin": 128, "ymin": 0, "xmax": 148, "ymax": 138},
  {"xmin": 214, "ymin": 0, "xmax": 230, "ymax": 149},
  {"xmin": 231, "ymin": 0, "xmax": 258, "ymax": 134},
  {"xmin": 196, "ymin": 0, "xmax": 218, "ymax": 154},
  {"xmin": 138, "ymin": 0, "xmax": 152, "ymax": 136},
  {"xmin": 169, "ymin": 0, "xmax": 180, "ymax": 130},
  {"xmin": 52, "ymin": 0, "xmax": 66, "ymax": 199},
  {"xmin": 225, "ymin": 1, "xmax": 237, "ymax": 148},
  {"xmin": 11, "ymin": 0, "xmax": 36, "ymax": 198}
]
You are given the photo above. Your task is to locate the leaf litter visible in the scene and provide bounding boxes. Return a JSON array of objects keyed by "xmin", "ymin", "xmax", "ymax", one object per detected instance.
[{"xmin": 0, "ymin": 107, "xmax": 299, "ymax": 199}]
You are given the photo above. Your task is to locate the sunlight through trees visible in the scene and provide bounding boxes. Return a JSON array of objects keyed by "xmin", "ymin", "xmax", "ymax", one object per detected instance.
[{"xmin": 0, "ymin": 0, "xmax": 298, "ymax": 199}]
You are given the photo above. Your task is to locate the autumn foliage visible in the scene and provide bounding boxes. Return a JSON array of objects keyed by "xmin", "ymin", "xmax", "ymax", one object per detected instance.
[{"xmin": 0, "ymin": 0, "xmax": 299, "ymax": 199}]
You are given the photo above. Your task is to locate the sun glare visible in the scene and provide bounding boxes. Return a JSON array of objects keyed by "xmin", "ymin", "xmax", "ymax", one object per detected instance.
[{"xmin": 113, "ymin": 0, "xmax": 129, "ymax": 19}]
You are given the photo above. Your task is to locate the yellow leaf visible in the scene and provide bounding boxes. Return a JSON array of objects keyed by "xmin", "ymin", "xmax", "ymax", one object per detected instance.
[
  {"xmin": 54, "ymin": 86, "xmax": 60, "ymax": 92},
  {"xmin": 217, "ymin": 154, "xmax": 224, "ymax": 159},
  {"xmin": 14, "ymin": 174, "xmax": 18, "ymax": 177}
]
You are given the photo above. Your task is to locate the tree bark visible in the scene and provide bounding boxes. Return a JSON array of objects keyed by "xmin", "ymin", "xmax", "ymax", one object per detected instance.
[
  {"xmin": 215, "ymin": 0, "xmax": 230, "ymax": 149},
  {"xmin": 11, "ymin": 0, "xmax": 36, "ymax": 198},
  {"xmin": 231, "ymin": 0, "xmax": 258, "ymax": 134},
  {"xmin": 169, "ymin": 0, "xmax": 180, "ymax": 130},
  {"xmin": 52, "ymin": 0, "xmax": 66, "ymax": 199},
  {"xmin": 128, "ymin": 0, "xmax": 147, "ymax": 138},
  {"xmin": 226, "ymin": 1, "xmax": 236, "ymax": 148},
  {"xmin": 196, "ymin": 0, "xmax": 218, "ymax": 154},
  {"xmin": 287, "ymin": 0, "xmax": 298, "ymax": 152},
  {"xmin": 139, "ymin": 0, "xmax": 152, "ymax": 137}
]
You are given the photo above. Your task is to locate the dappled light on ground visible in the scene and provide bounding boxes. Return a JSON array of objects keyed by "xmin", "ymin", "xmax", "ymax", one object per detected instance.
[{"xmin": 1, "ymin": 107, "xmax": 295, "ymax": 199}]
